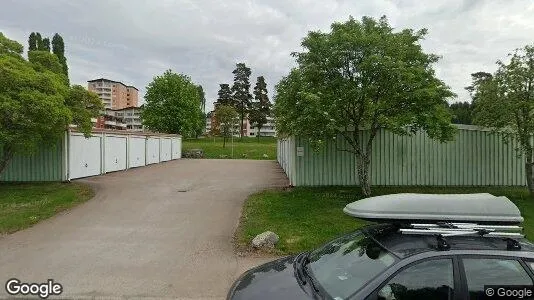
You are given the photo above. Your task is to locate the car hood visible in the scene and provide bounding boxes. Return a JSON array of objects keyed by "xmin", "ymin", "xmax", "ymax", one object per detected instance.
[{"xmin": 227, "ymin": 255, "xmax": 314, "ymax": 300}]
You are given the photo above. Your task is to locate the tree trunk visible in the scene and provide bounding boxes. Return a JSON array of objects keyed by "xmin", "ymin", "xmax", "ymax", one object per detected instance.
[
  {"xmin": 240, "ymin": 114, "xmax": 244, "ymax": 138},
  {"xmin": 0, "ymin": 146, "xmax": 14, "ymax": 176},
  {"xmin": 526, "ymin": 148, "xmax": 534, "ymax": 194},
  {"xmin": 356, "ymin": 152, "xmax": 371, "ymax": 197}
]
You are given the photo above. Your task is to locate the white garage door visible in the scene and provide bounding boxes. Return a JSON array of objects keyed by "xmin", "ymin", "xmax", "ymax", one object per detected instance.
[
  {"xmin": 171, "ymin": 137, "xmax": 181, "ymax": 159},
  {"xmin": 105, "ymin": 135, "xmax": 127, "ymax": 173},
  {"xmin": 160, "ymin": 138, "xmax": 172, "ymax": 162},
  {"xmin": 128, "ymin": 136, "xmax": 146, "ymax": 168},
  {"xmin": 146, "ymin": 137, "xmax": 160, "ymax": 164},
  {"xmin": 69, "ymin": 134, "xmax": 102, "ymax": 179}
]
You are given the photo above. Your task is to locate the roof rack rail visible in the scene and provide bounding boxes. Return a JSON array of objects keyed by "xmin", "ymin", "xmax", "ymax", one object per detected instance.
[
  {"xmin": 400, "ymin": 222, "xmax": 524, "ymax": 238},
  {"xmin": 400, "ymin": 222, "xmax": 524, "ymax": 251}
]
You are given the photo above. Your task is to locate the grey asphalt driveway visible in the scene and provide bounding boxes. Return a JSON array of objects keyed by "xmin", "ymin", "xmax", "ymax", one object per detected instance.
[{"xmin": 0, "ymin": 159, "xmax": 288, "ymax": 299}]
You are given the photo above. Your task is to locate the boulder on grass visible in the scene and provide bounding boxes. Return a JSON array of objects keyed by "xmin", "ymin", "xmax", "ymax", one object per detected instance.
[{"xmin": 252, "ymin": 231, "xmax": 279, "ymax": 249}]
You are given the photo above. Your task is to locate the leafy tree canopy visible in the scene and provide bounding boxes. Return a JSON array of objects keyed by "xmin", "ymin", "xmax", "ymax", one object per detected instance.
[
  {"xmin": 471, "ymin": 44, "xmax": 534, "ymax": 193},
  {"xmin": 66, "ymin": 85, "xmax": 105, "ymax": 136},
  {"xmin": 141, "ymin": 69, "xmax": 204, "ymax": 137},
  {"xmin": 28, "ymin": 50, "xmax": 65, "ymax": 78},
  {"xmin": 214, "ymin": 105, "xmax": 238, "ymax": 148},
  {"xmin": 448, "ymin": 101, "xmax": 474, "ymax": 125},
  {"xmin": 1, "ymin": 32, "xmax": 23, "ymax": 56},
  {"xmin": 0, "ymin": 33, "xmax": 71, "ymax": 173},
  {"xmin": 0, "ymin": 32, "xmax": 101, "ymax": 174},
  {"xmin": 274, "ymin": 16, "xmax": 455, "ymax": 195}
]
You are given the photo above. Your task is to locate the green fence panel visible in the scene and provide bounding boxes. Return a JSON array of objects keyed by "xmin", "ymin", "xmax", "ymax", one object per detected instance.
[
  {"xmin": 0, "ymin": 138, "xmax": 65, "ymax": 182},
  {"xmin": 279, "ymin": 125, "xmax": 526, "ymax": 186}
]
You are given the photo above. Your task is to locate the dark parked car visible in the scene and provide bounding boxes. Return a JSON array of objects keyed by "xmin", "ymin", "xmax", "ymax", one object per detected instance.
[{"xmin": 227, "ymin": 194, "xmax": 534, "ymax": 300}]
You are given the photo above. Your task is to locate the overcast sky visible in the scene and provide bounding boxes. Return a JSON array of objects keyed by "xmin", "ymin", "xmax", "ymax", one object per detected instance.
[{"xmin": 1, "ymin": 0, "xmax": 533, "ymax": 111}]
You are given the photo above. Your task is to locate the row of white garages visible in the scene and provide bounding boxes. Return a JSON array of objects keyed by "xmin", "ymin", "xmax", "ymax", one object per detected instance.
[{"xmin": 68, "ymin": 130, "xmax": 181, "ymax": 180}]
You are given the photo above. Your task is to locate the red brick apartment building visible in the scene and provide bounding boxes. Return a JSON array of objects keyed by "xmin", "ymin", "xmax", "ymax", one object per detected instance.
[
  {"xmin": 88, "ymin": 78, "xmax": 139, "ymax": 109},
  {"xmin": 88, "ymin": 78, "xmax": 143, "ymax": 131}
]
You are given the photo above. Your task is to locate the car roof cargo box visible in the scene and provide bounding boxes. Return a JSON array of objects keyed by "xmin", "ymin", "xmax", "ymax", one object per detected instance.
[{"xmin": 343, "ymin": 193, "xmax": 523, "ymax": 225}]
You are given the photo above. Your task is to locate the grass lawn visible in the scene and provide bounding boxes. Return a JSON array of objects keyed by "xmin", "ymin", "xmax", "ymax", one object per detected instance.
[
  {"xmin": 0, "ymin": 182, "xmax": 94, "ymax": 235},
  {"xmin": 236, "ymin": 186, "xmax": 534, "ymax": 255},
  {"xmin": 182, "ymin": 136, "xmax": 276, "ymax": 160}
]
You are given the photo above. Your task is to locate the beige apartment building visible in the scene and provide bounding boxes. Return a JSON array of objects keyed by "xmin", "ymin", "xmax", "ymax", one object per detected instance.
[{"xmin": 88, "ymin": 78, "xmax": 139, "ymax": 109}]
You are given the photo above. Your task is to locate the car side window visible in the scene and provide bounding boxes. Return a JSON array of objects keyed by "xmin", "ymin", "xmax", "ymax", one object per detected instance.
[
  {"xmin": 377, "ymin": 258, "xmax": 454, "ymax": 300},
  {"xmin": 462, "ymin": 258, "xmax": 533, "ymax": 300},
  {"xmin": 526, "ymin": 260, "xmax": 534, "ymax": 273}
]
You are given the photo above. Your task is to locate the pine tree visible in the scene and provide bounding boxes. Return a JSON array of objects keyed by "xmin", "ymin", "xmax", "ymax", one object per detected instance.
[
  {"xmin": 28, "ymin": 32, "xmax": 37, "ymax": 51},
  {"xmin": 231, "ymin": 63, "xmax": 252, "ymax": 137},
  {"xmin": 249, "ymin": 76, "xmax": 271, "ymax": 137},
  {"xmin": 216, "ymin": 83, "xmax": 234, "ymax": 108}
]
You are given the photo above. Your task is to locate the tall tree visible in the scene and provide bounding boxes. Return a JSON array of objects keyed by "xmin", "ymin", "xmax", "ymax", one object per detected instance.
[
  {"xmin": 52, "ymin": 33, "xmax": 68, "ymax": 81},
  {"xmin": 141, "ymin": 69, "xmax": 204, "ymax": 137},
  {"xmin": 42, "ymin": 37, "xmax": 51, "ymax": 52},
  {"xmin": 197, "ymin": 85, "xmax": 206, "ymax": 114},
  {"xmin": 35, "ymin": 32, "xmax": 44, "ymax": 50},
  {"xmin": 249, "ymin": 76, "xmax": 271, "ymax": 137},
  {"xmin": 231, "ymin": 63, "xmax": 252, "ymax": 137},
  {"xmin": 214, "ymin": 105, "xmax": 238, "ymax": 148},
  {"xmin": 274, "ymin": 16, "xmax": 455, "ymax": 196},
  {"xmin": 28, "ymin": 32, "xmax": 37, "ymax": 51},
  {"xmin": 471, "ymin": 44, "xmax": 534, "ymax": 195},
  {"xmin": 51, "ymin": 33, "xmax": 65, "ymax": 57},
  {"xmin": 216, "ymin": 83, "xmax": 234, "ymax": 107},
  {"xmin": 448, "ymin": 101, "xmax": 474, "ymax": 124},
  {"xmin": 0, "ymin": 32, "xmax": 72, "ymax": 175}
]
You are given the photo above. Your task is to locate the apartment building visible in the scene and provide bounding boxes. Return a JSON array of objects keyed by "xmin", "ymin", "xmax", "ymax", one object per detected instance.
[
  {"xmin": 248, "ymin": 116, "xmax": 276, "ymax": 137},
  {"xmin": 205, "ymin": 113, "xmax": 275, "ymax": 137},
  {"xmin": 94, "ymin": 106, "xmax": 144, "ymax": 131},
  {"xmin": 88, "ymin": 78, "xmax": 139, "ymax": 109}
]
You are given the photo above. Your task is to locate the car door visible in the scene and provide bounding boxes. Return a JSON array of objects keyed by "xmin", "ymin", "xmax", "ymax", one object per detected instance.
[
  {"xmin": 458, "ymin": 255, "xmax": 534, "ymax": 300},
  {"xmin": 364, "ymin": 256, "xmax": 460, "ymax": 300}
]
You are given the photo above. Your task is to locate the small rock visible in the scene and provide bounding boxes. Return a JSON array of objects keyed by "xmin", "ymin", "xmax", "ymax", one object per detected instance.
[
  {"xmin": 219, "ymin": 154, "xmax": 228, "ymax": 158},
  {"xmin": 252, "ymin": 231, "xmax": 279, "ymax": 249},
  {"xmin": 262, "ymin": 154, "xmax": 269, "ymax": 158},
  {"xmin": 242, "ymin": 153, "xmax": 248, "ymax": 158}
]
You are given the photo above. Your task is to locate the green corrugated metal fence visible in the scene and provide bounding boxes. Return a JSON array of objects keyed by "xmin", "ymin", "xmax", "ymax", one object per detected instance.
[
  {"xmin": 0, "ymin": 137, "xmax": 65, "ymax": 182},
  {"xmin": 277, "ymin": 125, "xmax": 526, "ymax": 186}
]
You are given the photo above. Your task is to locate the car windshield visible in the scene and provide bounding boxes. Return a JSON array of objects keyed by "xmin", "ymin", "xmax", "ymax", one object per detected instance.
[{"xmin": 307, "ymin": 228, "xmax": 397, "ymax": 300}]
